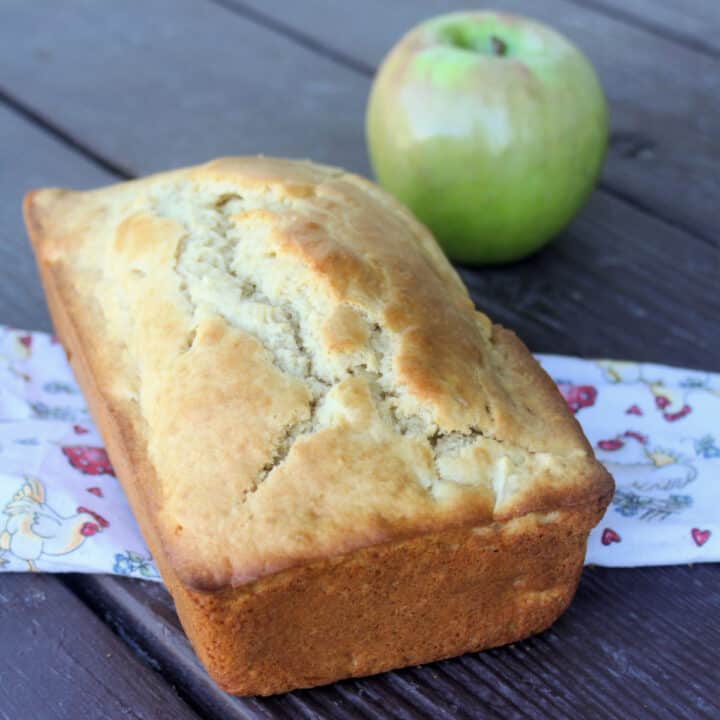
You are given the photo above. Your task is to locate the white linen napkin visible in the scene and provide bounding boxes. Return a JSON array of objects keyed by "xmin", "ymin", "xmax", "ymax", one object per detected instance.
[{"xmin": 0, "ymin": 326, "xmax": 716, "ymax": 580}]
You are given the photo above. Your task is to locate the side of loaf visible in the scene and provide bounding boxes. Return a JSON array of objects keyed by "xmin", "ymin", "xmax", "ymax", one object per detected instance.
[{"xmin": 24, "ymin": 156, "xmax": 612, "ymax": 695}]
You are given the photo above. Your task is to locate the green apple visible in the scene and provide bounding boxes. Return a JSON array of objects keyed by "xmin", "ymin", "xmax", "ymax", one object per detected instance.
[{"xmin": 366, "ymin": 11, "xmax": 608, "ymax": 264}]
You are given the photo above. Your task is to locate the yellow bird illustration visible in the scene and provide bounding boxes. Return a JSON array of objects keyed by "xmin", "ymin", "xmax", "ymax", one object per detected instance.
[{"xmin": 0, "ymin": 476, "xmax": 105, "ymax": 571}]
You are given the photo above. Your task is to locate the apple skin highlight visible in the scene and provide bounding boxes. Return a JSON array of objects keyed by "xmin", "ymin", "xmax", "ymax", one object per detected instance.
[{"xmin": 366, "ymin": 11, "xmax": 608, "ymax": 265}]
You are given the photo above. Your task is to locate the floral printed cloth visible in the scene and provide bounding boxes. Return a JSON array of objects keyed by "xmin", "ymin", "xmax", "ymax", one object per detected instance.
[
  {"xmin": 0, "ymin": 327, "xmax": 717, "ymax": 581},
  {"xmin": 538, "ymin": 355, "xmax": 718, "ymax": 566}
]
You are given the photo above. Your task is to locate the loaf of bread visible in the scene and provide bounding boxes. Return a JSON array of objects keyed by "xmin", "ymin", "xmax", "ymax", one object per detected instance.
[{"xmin": 24, "ymin": 156, "xmax": 612, "ymax": 696}]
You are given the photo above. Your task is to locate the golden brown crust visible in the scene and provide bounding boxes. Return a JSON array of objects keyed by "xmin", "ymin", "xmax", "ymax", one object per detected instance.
[
  {"xmin": 24, "ymin": 158, "xmax": 612, "ymax": 694},
  {"xmin": 181, "ymin": 508, "xmax": 599, "ymax": 695}
]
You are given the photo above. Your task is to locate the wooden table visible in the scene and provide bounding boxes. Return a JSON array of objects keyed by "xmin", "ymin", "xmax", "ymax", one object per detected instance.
[{"xmin": 1, "ymin": 1, "xmax": 718, "ymax": 717}]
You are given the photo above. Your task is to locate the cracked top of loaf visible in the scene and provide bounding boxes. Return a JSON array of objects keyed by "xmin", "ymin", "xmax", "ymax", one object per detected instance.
[{"xmin": 25, "ymin": 156, "xmax": 613, "ymax": 590}]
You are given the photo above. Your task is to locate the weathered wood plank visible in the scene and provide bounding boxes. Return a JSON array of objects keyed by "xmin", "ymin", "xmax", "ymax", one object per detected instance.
[
  {"xmin": 0, "ymin": 102, "xmax": 116, "ymax": 332},
  {"xmin": 67, "ymin": 564, "xmax": 720, "ymax": 719},
  {"xmin": 0, "ymin": 0, "xmax": 370, "ymax": 177},
  {"xmin": 233, "ymin": 0, "xmax": 719, "ymax": 244},
  {"xmin": 572, "ymin": 0, "xmax": 720, "ymax": 57},
  {"xmin": 64, "ymin": 575, "xmax": 374, "ymax": 720},
  {"xmin": 0, "ymin": 574, "xmax": 199, "ymax": 720}
]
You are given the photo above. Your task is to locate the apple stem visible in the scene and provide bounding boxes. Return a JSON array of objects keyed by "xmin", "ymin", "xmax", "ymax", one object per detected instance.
[{"xmin": 490, "ymin": 35, "xmax": 508, "ymax": 56}]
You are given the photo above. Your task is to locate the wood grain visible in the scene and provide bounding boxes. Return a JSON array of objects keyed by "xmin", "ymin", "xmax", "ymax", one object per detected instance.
[
  {"xmin": 231, "ymin": 0, "xmax": 719, "ymax": 244},
  {"xmin": 571, "ymin": 0, "xmax": 720, "ymax": 56},
  {"xmin": 0, "ymin": 574, "xmax": 199, "ymax": 720},
  {"xmin": 0, "ymin": 103, "xmax": 115, "ymax": 332},
  {"xmin": 0, "ymin": 0, "xmax": 370, "ymax": 177}
]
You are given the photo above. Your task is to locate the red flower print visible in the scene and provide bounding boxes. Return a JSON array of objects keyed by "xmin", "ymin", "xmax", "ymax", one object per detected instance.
[
  {"xmin": 598, "ymin": 438, "xmax": 624, "ymax": 451},
  {"xmin": 558, "ymin": 383, "xmax": 597, "ymax": 414},
  {"xmin": 601, "ymin": 528, "xmax": 621, "ymax": 546},
  {"xmin": 654, "ymin": 394, "xmax": 692, "ymax": 422},
  {"xmin": 62, "ymin": 446, "xmax": 115, "ymax": 476},
  {"xmin": 598, "ymin": 431, "xmax": 647, "ymax": 451},
  {"xmin": 663, "ymin": 405, "xmax": 692, "ymax": 422},
  {"xmin": 76, "ymin": 506, "xmax": 110, "ymax": 528}
]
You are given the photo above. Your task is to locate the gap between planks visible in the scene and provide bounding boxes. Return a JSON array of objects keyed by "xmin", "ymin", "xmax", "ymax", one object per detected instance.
[
  {"xmin": 211, "ymin": 0, "xmax": 720, "ymax": 71},
  {"xmin": 208, "ymin": 0, "xmax": 375, "ymax": 77},
  {"xmin": 0, "ymin": 86, "xmax": 133, "ymax": 180},
  {"xmin": 566, "ymin": 0, "xmax": 720, "ymax": 59}
]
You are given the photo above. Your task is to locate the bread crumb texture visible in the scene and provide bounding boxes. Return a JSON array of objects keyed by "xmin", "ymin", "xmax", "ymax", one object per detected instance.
[{"xmin": 28, "ymin": 157, "xmax": 612, "ymax": 589}]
